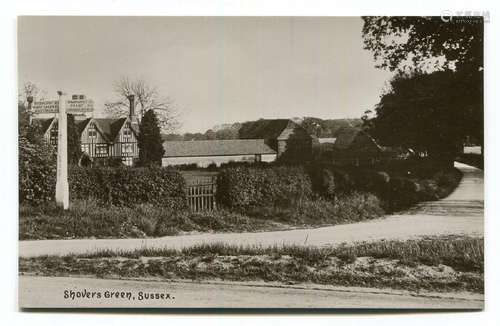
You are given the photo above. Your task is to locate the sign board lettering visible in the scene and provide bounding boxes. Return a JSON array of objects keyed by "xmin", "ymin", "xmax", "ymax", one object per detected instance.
[
  {"xmin": 32, "ymin": 99, "xmax": 94, "ymax": 114},
  {"xmin": 31, "ymin": 100, "xmax": 59, "ymax": 113}
]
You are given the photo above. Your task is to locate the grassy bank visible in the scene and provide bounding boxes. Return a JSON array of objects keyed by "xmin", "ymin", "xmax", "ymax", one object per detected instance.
[
  {"xmin": 19, "ymin": 200, "xmax": 279, "ymax": 240},
  {"xmin": 19, "ymin": 236, "xmax": 483, "ymax": 293},
  {"xmin": 20, "ymin": 192, "xmax": 383, "ymax": 240}
]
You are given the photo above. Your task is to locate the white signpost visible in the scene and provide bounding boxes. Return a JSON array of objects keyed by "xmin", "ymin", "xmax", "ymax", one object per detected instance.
[
  {"xmin": 55, "ymin": 92, "xmax": 69, "ymax": 209},
  {"xmin": 31, "ymin": 94, "xmax": 94, "ymax": 210}
]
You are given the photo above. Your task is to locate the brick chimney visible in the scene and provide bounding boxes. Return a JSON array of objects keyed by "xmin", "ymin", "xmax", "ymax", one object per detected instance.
[{"xmin": 127, "ymin": 94, "xmax": 135, "ymax": 118}]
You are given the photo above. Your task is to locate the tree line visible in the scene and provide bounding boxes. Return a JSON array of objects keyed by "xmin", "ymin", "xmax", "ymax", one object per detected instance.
[{"xmin": 163, "ymin": 118, "xmax": 363, "ymax": 141}]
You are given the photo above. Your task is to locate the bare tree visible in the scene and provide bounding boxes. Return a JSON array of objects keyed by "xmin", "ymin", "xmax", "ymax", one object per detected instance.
[
  {"xmin": 105, "ymin": 76, "xmax": 180, "ymax": 133},
  {"xmin": 19, "ymin": 81, "xmax": 47, "ymax": 106}
]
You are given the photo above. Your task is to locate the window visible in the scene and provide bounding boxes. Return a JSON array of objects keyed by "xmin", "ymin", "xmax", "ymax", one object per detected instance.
[
  {"xmin": 122, "ymin": 143, "xmax": 134, "ymax": 155},
  {"xmin": 88, "ymin": 124, "xmax": 97, "ymax": 139},
  {"xmin": 95, "ymin": 144, "xmax": 108, "ymax": 157},
  {"xmin": 50, "ymin": 127, "xmax": 58, "ymax": 145},
  {"xmin": 81, "ymin": 144, "xmax": 90, "ymax": 154},
  {"xmin": 79, "ymin": 95, "xmax": 85, "ymax": 100},
  {"xmin": 72, "ymin": 95, "xmax": 78, "ymax": 100},
  {"xmin": 123, "ymin": 126, "xmax": 132, "ymax": 140}
]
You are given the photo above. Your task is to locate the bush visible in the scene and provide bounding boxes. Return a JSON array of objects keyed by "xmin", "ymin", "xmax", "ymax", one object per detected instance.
[
  {"xmin": 217, "ymin": 166, "xmax": 313, "ymax": 208},
  {"xmin": 246, "ymin": 192, "xmax": 383, "ymax": 225},
  {"xmin": 69, "ymin": 166, "xmax": 187, "ymax": 208},
  {"xmin": 19, "ymin": 137, "xmax": 56, "ymax": 204},
  {"xmin": 154, "ymin": 209, "xmax": 271, "ymax": 236}
]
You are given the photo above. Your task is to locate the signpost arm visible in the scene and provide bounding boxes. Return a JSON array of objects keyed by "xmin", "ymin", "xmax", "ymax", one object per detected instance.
[{"xmin": 55, "ymin": 91, "xmax": 69, "ymax": 209}]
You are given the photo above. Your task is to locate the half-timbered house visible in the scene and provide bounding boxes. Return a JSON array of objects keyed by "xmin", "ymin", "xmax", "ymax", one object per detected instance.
[
  {"xmin": 32, "ymin": 94, "xmax": 140, "ymax": 166},
  {"xmin": 77, "ymin": 117, "xmax": 139, "ymax": 166}
]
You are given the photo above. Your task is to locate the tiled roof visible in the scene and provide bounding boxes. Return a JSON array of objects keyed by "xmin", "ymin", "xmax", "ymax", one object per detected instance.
[
  {"xmin": 239, "ymin": 119, "xmax": 292, "ymax": 139},
  {"xmin": 331, "ymin": 127, "xmax": 383, "ymax": 151},
  {"xmin": 239, "ymin": 119, "xmax": 312, "ymax": 141},
  {"xmin": 33, "ymin": 116, "xmax": 134, "ymax": 143},
  {"xmin": 332, "ymin": 127, "xmax": 361, "ymax": 149},
  {"xmin": 32, "ymin": 117, "xmax": 56, "ymax": 134},
  {"xmin": 76, "ymin": 118, "xmax": 91, "ymax": 134},
  {"xmin": 163, "ymin": 139, "xmax": 277, "ymax": 157},
  {"xmin": 92, "ymin": 118, "xmax": 127, "ymax": 141}
]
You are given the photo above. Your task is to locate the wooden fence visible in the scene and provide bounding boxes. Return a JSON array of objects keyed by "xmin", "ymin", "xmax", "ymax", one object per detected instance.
[{"xmin": 186, "ymin": 181, "xmax": 217, "ymax": 212}]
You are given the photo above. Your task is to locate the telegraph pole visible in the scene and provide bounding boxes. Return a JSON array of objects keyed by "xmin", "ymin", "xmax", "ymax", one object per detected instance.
[{"xmin": 55, "ymin": 91, "xmax": 69, "ymax": 209}]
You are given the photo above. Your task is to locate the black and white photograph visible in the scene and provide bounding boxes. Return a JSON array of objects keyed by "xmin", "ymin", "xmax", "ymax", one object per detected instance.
[{"xmin": 16, "ymin": 14, "xmax": 485, "ymax": 310}]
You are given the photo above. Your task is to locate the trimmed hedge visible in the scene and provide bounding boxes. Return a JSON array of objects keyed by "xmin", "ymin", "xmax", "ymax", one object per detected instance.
[
  {"xmin": 69, "ymin": 166, "xmax": 187, "ymax": 208},
  {"xmin": 216, "ymin": 166, "xmax": 313, "ymax": 208}
]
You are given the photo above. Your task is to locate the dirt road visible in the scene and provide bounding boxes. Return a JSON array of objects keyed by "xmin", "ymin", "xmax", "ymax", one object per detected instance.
[
  {"xmin": 18, "ymin": 162, "xmax": 483, "ymax": 257},
  {"xmin": 18, "ymin": 276, "xmax": 483, "ymax": 309}
]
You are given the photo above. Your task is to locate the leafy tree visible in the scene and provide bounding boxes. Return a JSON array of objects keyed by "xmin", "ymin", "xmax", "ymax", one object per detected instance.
[
  {"xmin": 300, "ymin": 117, "xmax": 363, "ymax": 138},
  {"xmin": 138, "ymin": 110, "xmax": 165, "ymax": 166},
  {"xmin": 205, "ymin": 129, "xmax": 216, "ymax": 140},
  {"xmin": 162, "ymin": 133, "xmax": 184, "ymax": 141},
  {"xmin": 18, "ymin": 102, "xmax": 43, "ymax": 144},
  {"xmin": 368, "ymin": 70, "xmax": 481, "ymax": 164},
  {"xmin": 18, "ymin": 102, "xmax": 56, "ymax": 203},
  {"xmin": 362, "ymin": 16, "xmax": 483, "ymax": 72},
  {"xmin": 362, "ymin": 16, "xmax": 483, "ymax": 159}
]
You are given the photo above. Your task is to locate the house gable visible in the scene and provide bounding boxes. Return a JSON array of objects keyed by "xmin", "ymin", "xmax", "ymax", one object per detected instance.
[
  {"xmin": 80, "ymin": 118, "xmax": 110, "ymax": 143},
  {"xmin": 277, "ymin": 120, "xmax": 312, "ymax": 141},
  {"xmin": 238, "ymin": 119, "xmax": 291, "ymax": 139},
  {"xmin": 115, "ymin": 118, "xmax": 138, "ymax": 143}
]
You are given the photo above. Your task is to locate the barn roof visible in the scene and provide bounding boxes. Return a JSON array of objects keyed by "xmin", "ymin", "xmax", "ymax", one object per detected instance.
[
  {"xmin": 333, "ymin": 127, "xmax": 361, "ymax": 149},
  {"xmin": 238, "ymin": 119, "xmax": 311, "ymax": 140},
  {"xmin": 327, "ymin": 127, "xmax": 383, "ymax": 151},
  {"xmin": 163, "ymin": 139, "xmax": 276, "ymax": 157}
]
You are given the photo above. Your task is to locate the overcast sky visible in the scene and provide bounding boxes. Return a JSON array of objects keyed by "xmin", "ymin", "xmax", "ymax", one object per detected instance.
[{"xmin": 18, "ymin": 16, "xmax": 393, "ymax": 133}]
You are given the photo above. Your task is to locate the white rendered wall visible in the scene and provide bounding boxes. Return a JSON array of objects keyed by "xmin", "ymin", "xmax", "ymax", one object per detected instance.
[{"xmin": 162, "ymin": 154, "xmax": 277, "ymax": 167}]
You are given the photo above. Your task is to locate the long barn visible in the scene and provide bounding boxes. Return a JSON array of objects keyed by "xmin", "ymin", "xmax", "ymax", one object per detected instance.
[{"xmin": 162, "ymin": 139, "xmax": 277, "ymax": 167}]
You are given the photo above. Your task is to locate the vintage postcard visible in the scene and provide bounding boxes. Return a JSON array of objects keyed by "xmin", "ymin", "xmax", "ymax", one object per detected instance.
[{"xmin": 18, "ymin": 16, "xmax": 484, "ymax": 309}]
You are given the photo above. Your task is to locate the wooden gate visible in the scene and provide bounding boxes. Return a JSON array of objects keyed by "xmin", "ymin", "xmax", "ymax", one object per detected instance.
[{"xmin": 186, "ymin": 181, "xmax": 217, "ymax": 212}]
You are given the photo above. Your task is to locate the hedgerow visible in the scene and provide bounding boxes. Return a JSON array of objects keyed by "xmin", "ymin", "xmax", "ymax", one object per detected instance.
[
  {"xmin": 216, "ymin": 166, "xmax": 314, "ymax": 208},
  {"xmin": 69, "ymin": 166, "xmax": 186, "ymax": 208},
  {"xmin": 19, "ymin": 137, "xmax": 57, "ymax": 204}
]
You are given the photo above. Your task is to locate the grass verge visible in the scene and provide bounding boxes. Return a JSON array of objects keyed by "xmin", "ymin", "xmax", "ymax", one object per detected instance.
[
  {"xmin": 20, "ymin": 191, "xmax": 384, "ymax": 240},
  {"xmin": 19, "ymin": 236, "xmax": 483, "ymax": 293}
]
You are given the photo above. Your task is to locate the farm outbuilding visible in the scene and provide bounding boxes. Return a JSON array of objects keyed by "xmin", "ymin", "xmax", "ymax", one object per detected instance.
[
  {"xmin": 239, "ymin": 119, "xmax": 313, "ymax": 160},
  {"xmin": 162, "ymin": 139, "xmax": 277, "ymax": 167},
  {"xmin": 314, "ymin": 127, "xmax": 395, "ymax": 166}
]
